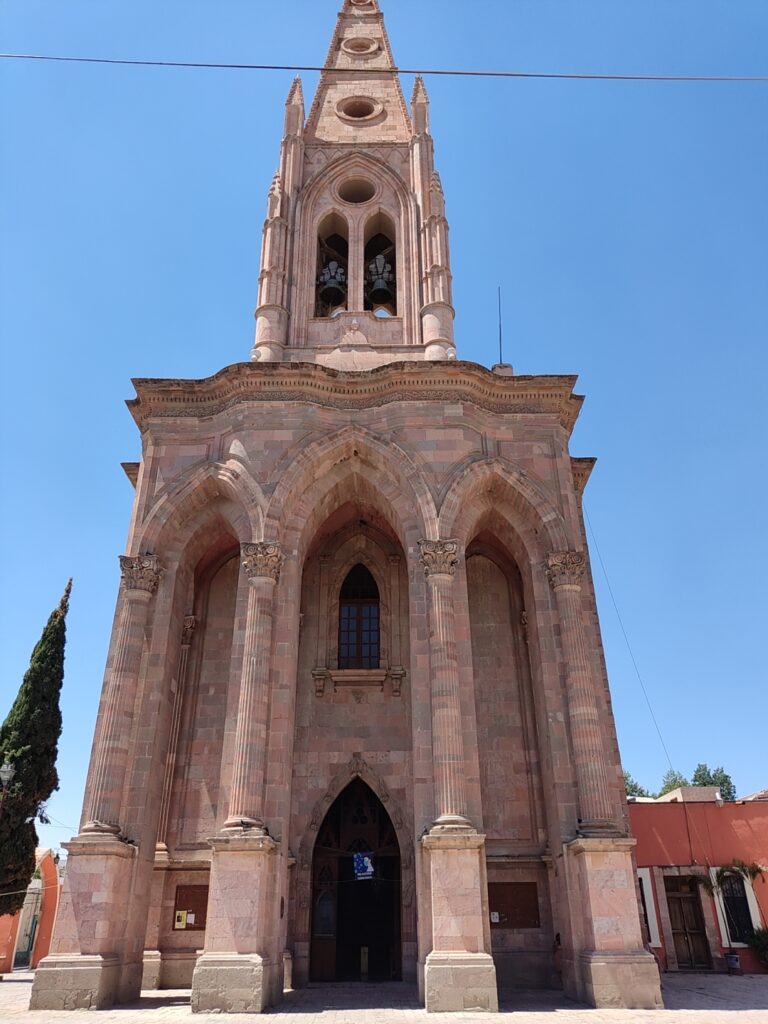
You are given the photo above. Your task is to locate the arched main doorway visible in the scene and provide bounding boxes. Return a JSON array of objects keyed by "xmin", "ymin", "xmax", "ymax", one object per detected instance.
[{"xmin": 310, "ymin": 778, "xmax": 401, "ymax": 982}]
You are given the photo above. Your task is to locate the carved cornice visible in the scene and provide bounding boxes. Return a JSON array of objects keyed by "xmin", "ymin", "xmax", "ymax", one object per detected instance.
[
  {"xmin": 571, "ymin": 457, "xmax": 596, "ymax": 498},
  {"xmin": 181, "ymin": 615, "xmax": 196, "ymax": 646},
  {"xmin": 241, "ymin": 542, "xmax": 283, "ymax": 582},
  {"xmin": 545, "ymin": 550, "xmax": 586, "ymax": 589},
  {"xmin": 119, "ymin": 554, "xmax": 164, "ymax": 594},
  {"xmin": 128, "ymin": 362, "xmax": 583, "ymax": 436},
  {"xmin": 419, "ymin": 539, "xmax": 460, "ymax": 577}
]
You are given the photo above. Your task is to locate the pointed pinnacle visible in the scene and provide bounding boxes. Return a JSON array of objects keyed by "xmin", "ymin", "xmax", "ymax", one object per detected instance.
[
  {"xmin": 412, "ymin": 76, "xmax": 429, "ymax": 105},
  {"xmin": 286, "ymin": 76, "xmax": 304, "ymax": 106}
]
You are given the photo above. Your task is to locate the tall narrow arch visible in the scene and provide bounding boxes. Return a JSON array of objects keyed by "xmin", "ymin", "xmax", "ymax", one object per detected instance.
[
  {"xmin": 315, "ymin": 212, "xmax": 349, "ymax": 317},
  {"xmin": 310, "ymin": 777, "xmax": 401, "ymax": 982},
  {"xmin": 364, "ymin": 211, "xmax": 397, "ymax": 316},
  {"xmin": 338, "ymin": 563, "xmax": 380, "ymax": 669}
]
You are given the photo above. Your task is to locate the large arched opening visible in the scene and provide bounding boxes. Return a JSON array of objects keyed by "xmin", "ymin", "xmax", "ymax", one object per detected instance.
[{"xmin": 310, "ymin": 778, "xmax": 402, "ymax": 983}]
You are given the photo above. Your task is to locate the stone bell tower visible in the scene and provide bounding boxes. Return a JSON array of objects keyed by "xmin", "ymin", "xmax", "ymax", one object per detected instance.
[
  {"xmin": 252, "ymin": 0, "xmax": 455, "ymax": 365},
  {"xmin": 31, "ymin": 0, "xmax": 663, "ymax": 1015}
]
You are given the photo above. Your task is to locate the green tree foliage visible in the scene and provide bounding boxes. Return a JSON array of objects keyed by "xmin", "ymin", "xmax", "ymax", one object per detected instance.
[
  {"xmin": 692, "ymin": 762, "xmax": 737, "ymax": 801},
  {"xmin": 623, "ymin": 771, "xmax": 651, "ymax": 798},
  {"xmin": 658, "ymin": 768, "xmax": 690, "ymax": 796},
  {"xmin": 0, "ymin": 581, "xmax": 71, "ymax": 916}
]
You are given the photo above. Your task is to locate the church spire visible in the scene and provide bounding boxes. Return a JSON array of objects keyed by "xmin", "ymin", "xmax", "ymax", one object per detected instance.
[
  {"xmin": 304, "ymin": 0, "xmax": 411, "ymax": 143},
  {"xmin": 251, "ymin": 0, "xmax": 456, "ymax": 366}
]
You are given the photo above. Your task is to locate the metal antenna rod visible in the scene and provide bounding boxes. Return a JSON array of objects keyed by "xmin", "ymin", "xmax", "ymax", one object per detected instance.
[{"xmin": 498, "ymin": 286, "xmax": 504, "ymax": 365}]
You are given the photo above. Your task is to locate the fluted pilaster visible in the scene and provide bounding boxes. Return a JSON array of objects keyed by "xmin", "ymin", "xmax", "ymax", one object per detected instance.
[
  {"xmin": 546, "ymin": 550, "xmax": 616, "ymax": 833},
  {"xmin": 156, "ymin": 615, "xmax": 196, "ymax": 848},
  {"xmin": 82, "ymin": 555, "xmax": 164, "ymax": 834},
  {"xmin": 419, "ymin": 539, "xmax": 471, "ymax": 829},
  {"xmin": 223, "ymin": 542, "xmax": 283, "ymax": 832}
]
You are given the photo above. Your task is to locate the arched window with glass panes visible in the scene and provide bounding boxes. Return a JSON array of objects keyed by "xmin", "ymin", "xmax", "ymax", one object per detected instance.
[{"xmin": 338, "ymin": 564, "xmax": 380, "ymax": 669}]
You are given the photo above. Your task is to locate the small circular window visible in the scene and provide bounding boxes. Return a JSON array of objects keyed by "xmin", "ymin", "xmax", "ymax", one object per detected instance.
[
  {"xmin": 341, "ymin": 37, "xmax": 379, "ymax": 57},
  {"xmin": 337, "ymin": 96, "xmax": 377, "ymax": 120},
  {"xmin": 338, "ymin": 178, "xmax": 376, "ymax": 204}
]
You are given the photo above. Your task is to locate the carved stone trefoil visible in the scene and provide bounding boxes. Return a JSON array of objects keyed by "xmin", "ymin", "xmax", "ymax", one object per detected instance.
[
  {"xmin": 545, "ymin": 550, "xmax": 586, "ymax": 589},
  {"xmin": 241, "ymin": 541, "xmax": 283, "ymax": 582},
  {"xmin": 418, "ymin": 539, "xmax": 460, "ymax": 578},
  {"xmin": 119, "ymin": 554, "xmax": 164, "ymax": 594}
]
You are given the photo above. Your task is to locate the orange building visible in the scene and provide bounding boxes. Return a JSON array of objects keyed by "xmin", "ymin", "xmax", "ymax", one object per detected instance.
[
  {"xmin": 629, "ymin": 789, "xmax": 768, "ymax": 974},
  {"xmin": 0, "ymin": 849, "xmax": 61, "ymax": 975}
]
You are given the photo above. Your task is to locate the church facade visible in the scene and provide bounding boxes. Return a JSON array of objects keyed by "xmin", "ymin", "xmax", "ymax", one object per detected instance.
[{"xmin": 31, "ymin": 0, "xmax": 662, "ymax": 1014}]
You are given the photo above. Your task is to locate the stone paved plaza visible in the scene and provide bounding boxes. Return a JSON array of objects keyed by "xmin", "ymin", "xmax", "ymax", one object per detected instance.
[{"xmin": 2, "ymin": 973, "xmax": 768, "ymax": 1023}]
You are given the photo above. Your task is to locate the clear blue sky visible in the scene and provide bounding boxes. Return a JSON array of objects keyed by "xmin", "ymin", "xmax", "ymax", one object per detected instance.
[{"xmin": 1, "ymin": 1, "xmax": 766, "ymax": 854}]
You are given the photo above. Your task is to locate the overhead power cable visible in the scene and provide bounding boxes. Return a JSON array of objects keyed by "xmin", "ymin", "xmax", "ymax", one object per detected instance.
[
  {"xmin": 583, "ymin": 505, "xmax": 676, "ymax": 773},
  {"xmin": 1, "ymin": 53, "xmax": 767, "ymax": 82}
]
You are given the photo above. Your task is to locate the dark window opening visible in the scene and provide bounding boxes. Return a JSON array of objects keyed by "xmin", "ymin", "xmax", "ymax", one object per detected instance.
[
  {"xmin": 338, "ymin": 564, "xmax": 380, "ymax": 669},
  {"xmin": 316, "ymin": 224, "xmax": 349, "ymax": 317},
  {"xmin": 364, "ymin": 232, "xmax": 396, "ymax": 316},
  {"xmin": 722, "ymin": 874, "xmax": 755, "ymax": 944}
]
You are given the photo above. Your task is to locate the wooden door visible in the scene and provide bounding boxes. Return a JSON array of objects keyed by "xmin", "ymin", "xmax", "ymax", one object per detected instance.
[{"xmin": 665, "ymin": 877, "xmax": 711, "ymax": 969}]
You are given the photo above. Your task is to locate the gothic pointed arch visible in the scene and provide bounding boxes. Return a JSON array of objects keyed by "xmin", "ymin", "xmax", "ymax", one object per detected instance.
[
  {"xmin": 298, "ymin": 754, "xmax": 411, "ymax": 871},
  {"xmin": 264, "ymin": 425, "xmax": 438, "ymax": 553},
  {"xmin": 136, "ymin": 458, "xmax": 267, "ymax": 556},
  {"xmin": 438, "ymin": 456, "xmax": 571, "ymax": 557}
]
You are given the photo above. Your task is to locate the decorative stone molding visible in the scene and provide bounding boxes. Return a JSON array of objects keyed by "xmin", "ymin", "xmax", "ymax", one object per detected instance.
[
  {"xmin": 128, "ymin": 363, "xmax": 584, "ymax": 437},
  {"xmin": 119, "ymin": 554, "xmax": 164, "ymax": 594},
  {"xmin": 241, "ymin": 542, "xmax": 283, "ymax": 582},
  {"xmin": 418, "ymin": 539, "xmax": 460, "ymax": 577},
  {"xmin": 545, "ymin": 550, "xmax": 586, "ymax": 589},
  {"xmin": 181, "ymin": 614, "xmax": 196, "ymax": 646}
]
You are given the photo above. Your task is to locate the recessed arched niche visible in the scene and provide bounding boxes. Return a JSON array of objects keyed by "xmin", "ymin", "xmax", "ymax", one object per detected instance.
[
  {"xmin": 364, "ymin": 212, "xmax": 397, "ymax": 316},
  {"xmin": 315, "ymin": 212, "xmax": 349, "ymax": 318}
]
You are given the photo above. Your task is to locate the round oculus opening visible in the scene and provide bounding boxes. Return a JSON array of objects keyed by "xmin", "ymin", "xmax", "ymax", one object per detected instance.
[
  {"xmin": 338, "ymin": 96, "xmax": 376, "ymax": 120},
  {"xmin": 349, "ymin": 0, "xmax": 373, "ymax": 6},
  {"xmin": 342, "ymin": 37, "xmax": 378, "ymax": 56},
  {"xmin": 338, "ymin": 178, "xmax": 376, "ymax": 204}
]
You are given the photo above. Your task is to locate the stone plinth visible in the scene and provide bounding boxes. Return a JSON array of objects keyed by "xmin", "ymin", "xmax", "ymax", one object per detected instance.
[
  {"xmin": 564, "ymin": 838, "xmax": 662, "ymax": 1009},
  {"xmin": 422, "ymin": 830, "xmax": 498, "ymax": 1013},
  {"xmin": 190, "ymin": 833, "xmax": 281, "ymax": 1014},
  {"xmin": 29, "ymin": 835, "xmax": 136, "ymax": 1010}
]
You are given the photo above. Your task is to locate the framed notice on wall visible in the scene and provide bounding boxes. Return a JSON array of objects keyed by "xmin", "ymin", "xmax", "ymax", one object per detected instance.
[
  {"xmin": 173, "ymin": 885, "xmax": 209, "ymax": 931},
  {"xmin": 488, "ymin": 882, "xmax": 540, "ymax": 929}
]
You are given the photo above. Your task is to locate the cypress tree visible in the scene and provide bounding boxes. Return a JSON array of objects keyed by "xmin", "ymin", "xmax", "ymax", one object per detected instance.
[{"xmin": 0, "ymin": 580, "xmax": 71, "ymax": 916}]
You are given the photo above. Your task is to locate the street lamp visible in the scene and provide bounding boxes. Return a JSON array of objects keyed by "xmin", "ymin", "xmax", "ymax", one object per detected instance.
[{"xmin": 0, "ymin": 760, "xmax": 16, "ymax": 820}]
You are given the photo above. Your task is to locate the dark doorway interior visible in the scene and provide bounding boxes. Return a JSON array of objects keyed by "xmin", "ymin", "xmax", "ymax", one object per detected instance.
[{"xmin": 310, "ymin": 778, "xmax": 401, "ymax": 982}]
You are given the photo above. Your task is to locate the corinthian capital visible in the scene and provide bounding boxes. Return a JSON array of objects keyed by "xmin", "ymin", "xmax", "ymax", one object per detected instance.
[
  {"xmin": 418, "ymin": 539, "xmax": 460, "ymax": 578},
  {"xmin": 545, "ymin": 550, "xmax": 586, "ymax": 589},
  {"xmin": 242, "ymin": 542, "xmax": 283, "ymax": 583},
  {"xmin": 119, "ymin": 554, "xmax": 164, "ymax": 594}
]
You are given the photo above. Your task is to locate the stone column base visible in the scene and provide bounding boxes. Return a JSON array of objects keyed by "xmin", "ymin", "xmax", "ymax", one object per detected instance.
[
  {"xmin": 142, "ymin": 950, "xmax": 162, "ymax": 990},
  {"xmin": 191, "ymin": 952, "xmax": 280, "ymax": 1014},
  {"xmin": 424, "ymin": 952, "xmax": 499, "ymax": 1013},
  {"xmin": 578, "ymin": 950, "xmax": 663, "ymax": 1009},
  {"xmin": 29, "ymin": 954, "xmax": 121, "ymax": 1011}
]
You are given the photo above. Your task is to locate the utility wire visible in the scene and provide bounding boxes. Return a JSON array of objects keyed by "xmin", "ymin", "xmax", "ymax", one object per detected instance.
[
  {"xmin": 1, "ymin": 53, "xmax": 767, "ymax": 82},
  {"xmin": 583, "ymin": 505, "xmax": 676, "ymax": 773}
]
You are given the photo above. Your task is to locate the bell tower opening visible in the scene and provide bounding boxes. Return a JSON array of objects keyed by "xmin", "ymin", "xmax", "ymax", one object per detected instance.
[
  {"xmin": 364, "ymin": 213, "xmax": 397, "ymax": 316},
  {"xmin": 316, "ymin": 213, "xmax": 349, "ymax": 317},
  {"xmin": 310, "ymin": 778, "xmax": 402, "ymax": 983}
]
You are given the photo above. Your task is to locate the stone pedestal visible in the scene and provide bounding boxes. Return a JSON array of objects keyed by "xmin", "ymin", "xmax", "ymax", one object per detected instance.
[
  {"xmin": 190, "ymin": 833, "xmax": 281, "ymax": 1014},
  {"xmin": 563, "ymin": 838, "xmax": 662, "ymax": 1009},
  {"xmin": 29, "ymin": 835, "xmax": 136, "ymax": 1010},
  {"xmin": 422, "ymin": 831, "xmax": 498, "ymax": 1013}
]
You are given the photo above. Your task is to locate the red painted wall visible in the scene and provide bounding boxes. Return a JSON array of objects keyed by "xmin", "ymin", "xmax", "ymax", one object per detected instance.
[{"xmin": 630, "ymin": 801, "xmax": 768, "ymax": 973}]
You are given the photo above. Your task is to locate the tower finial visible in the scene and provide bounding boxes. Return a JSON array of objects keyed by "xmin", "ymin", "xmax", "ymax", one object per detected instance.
[{"xmin": 411, "ymin": 76, "xmax": 430, "ymax": 134}]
